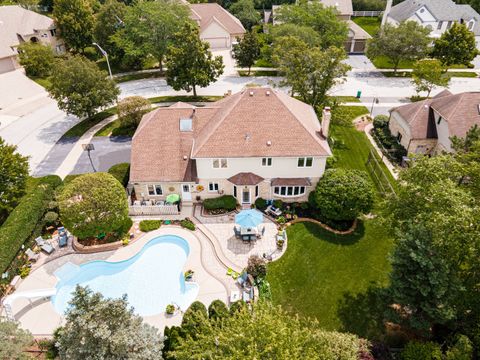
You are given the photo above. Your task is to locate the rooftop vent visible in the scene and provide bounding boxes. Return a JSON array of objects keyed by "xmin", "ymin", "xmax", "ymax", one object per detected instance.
[
  {"xmin": 183, "ymin": 155, "xmax": 188, "ymax": 160},
  {"xmin": 266, "ymin": 90, "xmax": 270, "ymax": 96},
  {"xmin": 266, "ymin": 140, "xmax": 272, "ymax": 146},
  {"xmin": 245, "ymin": 133, "xmax": 251, "ymax": 141},
  {"xmin": 179, "ymin": 118, "xmax": 192, "ymax": 132},
  {"xmin": 249, "ymin": 91, "xmax": 254, "ymax": 96}
]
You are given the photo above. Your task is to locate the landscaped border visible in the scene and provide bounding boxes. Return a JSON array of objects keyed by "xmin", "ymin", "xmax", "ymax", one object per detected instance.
[{"xmin": 287, "ymin": 218, "xmax": 358, "ymax": 235}]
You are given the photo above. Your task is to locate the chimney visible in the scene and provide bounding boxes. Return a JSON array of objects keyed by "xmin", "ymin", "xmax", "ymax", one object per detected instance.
[
  {"xmin": 321, "ymin": 107, "xmax": 331, "ymax": 138},
  {"xmin": 266, "ymin": 90, "xmax": 270, "ymax": 96}
]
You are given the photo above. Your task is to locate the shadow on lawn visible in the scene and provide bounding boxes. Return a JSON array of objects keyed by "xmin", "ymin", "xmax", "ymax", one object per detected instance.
[
  {"xmin": 337, "ymin": 284, "xmax": 388, "ymax": 341},
  {"xmin": 302, "ymin": 220, "xmax": 366, "ymax": 246}
]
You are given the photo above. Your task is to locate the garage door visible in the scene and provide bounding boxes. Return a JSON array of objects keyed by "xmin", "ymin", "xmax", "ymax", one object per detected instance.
[
  {"xmin": 0, "ymin": 57, "xmax": 18, "ymax": 74},
  {"xmin": 206, "ymin": 37, "xmax": 229, "ymax": 49}
]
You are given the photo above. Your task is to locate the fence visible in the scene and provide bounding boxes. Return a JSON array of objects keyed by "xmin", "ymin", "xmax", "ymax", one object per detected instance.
[
  {"xmin": 129, "ymin": 204, "xmax": 180, "ymax": 216},
  {"xmin": 353, "ymin": 10, "xmax": 383, "ymax": 17},
  {"xmin": 366, "ymin": 150, "xmax": 396, "ymax": 197}
]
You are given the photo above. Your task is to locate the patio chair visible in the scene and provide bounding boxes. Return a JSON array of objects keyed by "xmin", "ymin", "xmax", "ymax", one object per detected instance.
[
  {"xmin": 256, "ymin": 226, "xmax": 265, "ymax": 238},
  {"xmin": 266, "ymin": 205, "xmax": 282, "ymax": 217},
  {"xmin": 25, "ymin": 248, "xmax": 39, "ymax": 262},
  {"xmin": 34, "ymin": 236, "xmax": 45, "ymax": 247},
  {"xmin": 237, "ymin": 272, "xmax": 248, "ymax": 287},
  {"xmin": 233, "ymin": 226, "xmax": 241, "ymax": 238},
  {"xmin": 41, "ymin": 243, "xmax": 55, "ymax": 255}
]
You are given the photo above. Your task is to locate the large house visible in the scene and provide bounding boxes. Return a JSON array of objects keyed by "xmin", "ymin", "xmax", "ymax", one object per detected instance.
[
  {"xmin": 389, "ymin": 90, "xmax": 480, "ymax": 154},
  {"xmin": 189, "ymin": 3, "xmax": 245, "ymax": 49},
  {"xmin": 129, "ymin": 88, "xmax": 332, "ymax": 207},
  {"xmin": 0, "ymin": 5, "xmax": 65, "ymax": 74},
  {"xmin": 386, "ymin": 0, "xmax": 480, "ymax": 48},
  {"xmin": 272, "ymin": 0, "xmax": 371, "ymax": 53}
]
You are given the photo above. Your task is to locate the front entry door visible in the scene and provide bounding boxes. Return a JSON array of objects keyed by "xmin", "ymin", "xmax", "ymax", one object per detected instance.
[
  {"xmin": 242, "ymin": 188, "xmax": 250, "ymax": 204},
  {"xmin": 181, "ymin": 184, "xmax": 192, "ymax": 201}
]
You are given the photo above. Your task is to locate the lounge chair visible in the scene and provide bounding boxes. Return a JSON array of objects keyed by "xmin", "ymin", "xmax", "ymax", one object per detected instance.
[
  {"xmin": 41, "ymin": 243, "xmax": 55, "ymax": 255},
  {"xmin": 35, "ymin": 236, "xmax": 45, "ymax": 247},
  {"xmin": 256, "ymin": 226, "xmax": 265, "ymax": 238},
  {"xmin": 266, "ymin": 205, "xmax": 282, "ymax": 217},
  {"xmin": 25, "ymin": 249, "xmax": 39, "ymax": 262}
]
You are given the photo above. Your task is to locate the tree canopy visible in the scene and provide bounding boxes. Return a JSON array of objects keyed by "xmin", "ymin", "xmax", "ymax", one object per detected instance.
[
  {"xmin": 17, "ymin": 42, "xmax": 55, "ymax": 77},
  {"xmin": 229, "ymin": 0, "xmax": 261, "ymax": 30},
  {"xmin": 47, "ymin": 56, "xmax": 119, "ymax": 119},
  {"xmin": 0, "ymin": 137, "xmax": 29, "ymax": 221},
  {"xmin": 113, "ymin": 0, "xmax": 191, "ymax": 72},
  {"xmin": 93, "ymin": 0, "xmax": 127, "ymax": 59},
  {"xmin": 275, "ymin": 1, "xmax": 349, "ymax": 49},
  {"xmin": 56, "ymin": 286, "xmax": 163, "ymax": 359},
  {"xmin": 58, "ymin": 172, "xmax": 129, "ymax": 239},
  {"xmin": 165, "ymin": 23, "xmax": 224, "ymax": 97},
  {"xmin": 411, "ymin": 59, "xmax": 450, "ymax": 97},
  {"xmin": 117, "ymin": 96, "xmax": 151, "ymax": 128},
  {"xmin": 432, "ymin": 22, "xmax": 478, "ymax": 67},
  {"xmin": 232, "ymin": 30, "xmax": 260, "ymax": 74},
  {"xmin": 366, "ymin": 21, "xmax": 431, "ymax": 72},
  {"xmin": 0, "ymin": 319, "xmax": 33, "ymax": 359},
  {"xmin": 53, "ymin": 0, "xmax": 95, "ymax": 53}
]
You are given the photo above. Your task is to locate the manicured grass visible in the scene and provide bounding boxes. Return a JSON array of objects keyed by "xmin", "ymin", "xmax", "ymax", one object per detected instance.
[
  {"xmin": 371, "ymin": 56, "xmax": 415, "ymax": 70},
  {"xmin": 254, "ymin": 58, "xmax": 275, "ymax": 68},
  {"xmin": 147, "ymin": 95, "xmax": 223, "ymax": 103},
  {"xmin": 32, "ymin": 77, "xmax": 51, "ymax": 89},
  {"xmin": 115, "ymin": 71, "xmax": 164, "ymax": 83},
  {"xmin": 352, "ymin": 16, "xmax": 381, "ymax": 36},
  {"xmin": 382, "ymin": 71, "xmax": 477, "ymax": 78},
  {"xmin": 267, "ymin": 106, "xmax": 397, "ymax": 333},
  {"xmin": 238, "ymin": 70, "xmax": 280, "ymax": 76},
  {"xmin": 330, "ymin": 96, "xmax": 360, "ymax": 103},
  {"xmin": 62, "ymin": 107, "xmax": 117, "ymax": 139},
  {"xmin": 267, "ymin": 221, "xmax": 393, "ymax": 331}
]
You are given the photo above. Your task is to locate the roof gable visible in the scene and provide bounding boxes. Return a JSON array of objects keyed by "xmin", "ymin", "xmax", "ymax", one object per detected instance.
[{"xmin": 189, "ymin": 3, "xmax": 245, "ymax": 36}]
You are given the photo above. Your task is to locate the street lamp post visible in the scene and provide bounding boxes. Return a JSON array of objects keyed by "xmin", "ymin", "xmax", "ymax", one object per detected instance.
[
  {"xmin": 370, "ymin": 97, "xmax": 380, "ymax": 115},
  {"xmin": 82, "ymin": 143, "xmax": 96, "ymax": 172},
  {"xmin": 92, "ymin": 42, "xmax": 113, "ymax": 80}
]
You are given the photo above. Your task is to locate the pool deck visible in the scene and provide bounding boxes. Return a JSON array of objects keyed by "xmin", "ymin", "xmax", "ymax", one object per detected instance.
[{"xmin": 3, "ymin": 227, "xmax": 234, "ymax": 336}]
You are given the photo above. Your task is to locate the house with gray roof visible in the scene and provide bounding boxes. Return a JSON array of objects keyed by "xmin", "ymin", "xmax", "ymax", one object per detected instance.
[{"xmin": 386, "ymin": 0, "xmax": 480, "ymax": 48}]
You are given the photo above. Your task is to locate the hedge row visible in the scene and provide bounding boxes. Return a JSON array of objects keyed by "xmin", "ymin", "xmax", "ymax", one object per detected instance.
[
  {"xmin": 0, "ymin": 175, "xmax": 62, "ymax": 274},
  {"xmin": 203, "ymin": 195, "xmax": 237, "ymax": 211},
  {"xmin": 108, "ymin": 163, "xmax": 130, "ymax": 187}
]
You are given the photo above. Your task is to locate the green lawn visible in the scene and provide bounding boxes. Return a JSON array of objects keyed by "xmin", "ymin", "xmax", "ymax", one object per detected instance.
[
  {"xmin": 382, "ymin": 71, "xmax": 477, "ymax": 78},
  {"xmin": 371, "ymin": 56, "xmax": 415, "ymax": 70},
  {"xmin": 238, "ymin": 70, "xmax": 280, "ymax": 77},
  {"xmin": 352, "ymin": 16, "xmax": 381, "ymax": 36},
  {"xmin": 62, "ymin": 107, "xmax": 117, "ymax": 139},
  {"xmin": 115, "ymin": 71, "xmax": 164, "ymax": 83},
  {"xmin": 330, "ymin": 96, "xmax": 360, "ymax": 103},
  {"xmin": 267, "ymin": 106, "xmax": 396, "ymax": 334}
]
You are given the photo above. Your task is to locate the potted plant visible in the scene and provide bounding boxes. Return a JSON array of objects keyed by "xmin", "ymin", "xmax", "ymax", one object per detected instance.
[
  {"xmin": 166, "ymin": 304, "xmax": 176, "ymax": 315},
  {"xmin": 276, "ymin": 239, "xmax": 285, "ymax": 250},
  {"xmin": 184, "ymin": 269, "xmax": 194, "ymax": 281}
]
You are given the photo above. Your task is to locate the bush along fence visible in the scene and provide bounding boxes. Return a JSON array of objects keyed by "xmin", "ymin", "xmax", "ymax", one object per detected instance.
[{"xmin": 0, "ymin": 175, "xmax": 62, "ymax": 296}]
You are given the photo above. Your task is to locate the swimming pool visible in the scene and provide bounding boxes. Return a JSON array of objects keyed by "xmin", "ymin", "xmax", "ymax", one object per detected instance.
[{"xmin": 52, "ymin": 235, "xmax": 199, "ymax": 316}]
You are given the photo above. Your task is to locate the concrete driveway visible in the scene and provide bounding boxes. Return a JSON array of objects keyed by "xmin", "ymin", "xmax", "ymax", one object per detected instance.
[{"xmin": 211, "ymin": 48, "xmax": 237, "ymax": 76}]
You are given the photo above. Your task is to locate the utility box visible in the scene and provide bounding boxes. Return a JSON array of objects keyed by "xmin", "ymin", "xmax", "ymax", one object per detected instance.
[{"xmin": 356, "ymin": 90, "xmax": 362, "ymax": 99}]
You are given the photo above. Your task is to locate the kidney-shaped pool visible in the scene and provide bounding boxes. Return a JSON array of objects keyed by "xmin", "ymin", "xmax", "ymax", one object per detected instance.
[{"xmin": 52, "ymin": 235, "xmax": 199, "ymax": 316}]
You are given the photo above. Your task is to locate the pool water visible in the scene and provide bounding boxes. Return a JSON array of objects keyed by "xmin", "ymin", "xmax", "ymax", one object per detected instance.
[{"xmin": 52, "ymin": 235, "xmax": 199, "ymax": 316}]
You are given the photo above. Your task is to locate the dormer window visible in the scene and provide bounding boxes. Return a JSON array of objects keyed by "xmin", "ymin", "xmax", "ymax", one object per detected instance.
[{"xmin": 179, "ymin": 118, "xmax": 192, "ymax": 132}]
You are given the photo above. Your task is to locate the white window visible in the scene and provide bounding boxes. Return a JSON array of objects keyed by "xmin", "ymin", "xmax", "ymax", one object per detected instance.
[
  {"xmin": 297, "ymin": 157, "xmax": 313, "ymax": 167},
  {"xmin": 437, "ymin": 21, "xmax": 443, "ymax": 30},
  {"xmin": 273, "ymin": 186, "xmax": 306, "ymax": 197},
  {"xmin": 212, "ymin": 158, "xmax": 228, "ymax": 168},
  {"xmin": 447, "ymin": 21, "xmax": 453, "ymax": 29},
  {"xmin": 147, "ymin": 184, "xmax": 163, "ymax": 195},
  {"xmin": 262, "ymin": 157, "xmax": 272, "ymax": 167},
  {"xmin": 208, "ymin": 182, "xmax": 219, "ymax": 192}
]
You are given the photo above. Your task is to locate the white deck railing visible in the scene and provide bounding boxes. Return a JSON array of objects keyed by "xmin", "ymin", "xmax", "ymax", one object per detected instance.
[
  {"xmin": 352, "ymin": 10, "xmax": 383, "ymax": 17},
  {"xmin": 129, "ymin": 204, "xmax": 180, "ymax": 216}
]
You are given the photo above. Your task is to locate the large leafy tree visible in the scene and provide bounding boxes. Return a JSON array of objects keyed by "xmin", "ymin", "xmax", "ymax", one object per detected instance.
[
  {"xmin": 232, "ymin": 30, "xmax": 260, "ymax": 75},
  {"xmin": 58, "ymin": 173, "xmax": 129, "ymax": 239},
  {"xmin": 411, "ymin": 59, "xmax": 450, "ymax": 97},
  {"xmin": 113, "ymin": 0, "xmax": 191, "ymax": 72},
  {"xmin": 366, "ymin": 21, "xmax": 431, "ymax": 73},
  {"xmin": 313, "ymin": 168, "xmax": 375, "ymax": 221},
  {"xmin": 273, "ymin": 37, "xmax": 350, "ymax": 108},
  {"xmin": 117, "ymin": 96, "xmax": 151, "ymax": 128},
  {"xmin": 53, "ymin": 0, "xmax": 95, "ymax": 53},
  {"xmin": 56, "ymin": 286, "xmax": 164, "ymax": 359},
  {"xmin": 0, "ymin": 137, "xmax": 29, "ymax": 221},
  {"xmin": 432, "ymin": 22, "xmax": 478, "ymax": 67},
  {"xmin": 93, "ymin": 0, "xmax": 127, "ymax": 59},
  {"xmin": 229, "ymin": 0, "xmax": 260, "ymax": 30},
  {"xmin": 17, "ymin": 42, "xmax": 55, "ymax": 77},
  {"xmin": 47, "ymin": 56, "xmax": 119, "ymax": 119},
  {"xmin": 275, "ymin": 1, "xmax": 349, "ymax": 49},
  {"xmin": 165, "ymin": 23, "xmax": 224, "ymax": 97},
  {"xmin": 172, "ymin": 301, "xmax": 366, "ymax": 359},
  {"xmin": 0, "ymin": 319, "xmax": 33, "ymax": 359},
  {"xmin": 270, "ymin": 23, "xmax": 322, "ymax": 47}
]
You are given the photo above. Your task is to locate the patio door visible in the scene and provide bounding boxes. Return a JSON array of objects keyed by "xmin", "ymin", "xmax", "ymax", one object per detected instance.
[
  {"xmin": 242, "ymin": 188, "xmax": 250, "ymax": 204},
  {"xmin": 181, "ymin": 184, "xmax": 192, "ymax": 201}
]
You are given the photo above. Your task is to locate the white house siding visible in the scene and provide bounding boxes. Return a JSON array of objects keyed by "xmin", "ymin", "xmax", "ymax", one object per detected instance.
[
  {"xmin": 200, "ymin": 21, "xmax": 231, "ymax": 49},
  {"xmin": 0, "ymin": 56, "xmax": 19, "ymax": 74},
  {"xmin": 432, "ymin": 112, "xmax": 454, "ymax": 153},
  {"xmin": 388, "ymin": 111, "xmax": 413, "ymax": 149}
]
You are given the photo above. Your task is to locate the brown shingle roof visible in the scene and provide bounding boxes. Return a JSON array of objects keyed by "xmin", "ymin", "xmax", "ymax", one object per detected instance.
[
  {"xmin": 227, "ymin": 172, "xmax": 264, "ymax": 185},
  {"xmin": 130, "ymin": 88, "xmax": 332, "ymax": 183},
  {"xmin": 190, "ymin": 3, "xmax": 245, "ymax": 36},
  {"xmin": 271, "ymin": 178, "xmax": 311, "ymax": 186}
]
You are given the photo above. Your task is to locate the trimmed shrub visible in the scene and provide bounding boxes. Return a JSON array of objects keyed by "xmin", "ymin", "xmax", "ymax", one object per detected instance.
[
  {"xmin": 229, "ymin": 300, "xmax": 247, "ymax": 315},
  {"xmin": 108, "ymin": 163, "xmax": 130, "ymax": 187},
  {"xmin": 180, "ymin": 218, "xmax": 195, "ymax": 231},
  {"xmin": 43, "ymin": 211, "xmax": 59, "ymax": 225},
  {"xmin": 254, "ymin": 197, "xmax": 267, "ymax": 210},
  {"xmin": 446, "ymin": 335, "xmax": 473, "ymax": 360},
  {"xmin": 0, "ymin": 175, "xmax": 62, "ymax": 275},
  {"xmin": 401, "ymin": 341, "xmax": 442, "ymax": 360},
  {"xmin": 246, "ymin": 255, "xmax": 267, "ymax": 280},
  {"xmin": 371, "ymin": 123, "xmax": 407, "ymax": 163},
  {"xmin": 208, "ymin": 300, "xmax": 229, "ymax": 320},
  {"xmin": 203, "ymin": 195, "xmax": 237, "ymax": 211},
  {"xmin": 373, "ymin": 115, "xmax": 389, "ymax": 129},
  {"xmin": 139, "ymin": 220, "xmax": 162, "ymax": 232},
  {"xmin": 181, "ymin": 301, "xmax": 209, "ymax": 339},
  {"xmin": 273, "ymin": 199, "xmax": 283, "ymax": 209}
]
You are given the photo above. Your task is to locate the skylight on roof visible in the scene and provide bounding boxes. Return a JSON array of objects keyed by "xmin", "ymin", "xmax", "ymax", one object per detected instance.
[{"xmin": 180, "ymin": 118, "xmax": 192, "ymax": 132}]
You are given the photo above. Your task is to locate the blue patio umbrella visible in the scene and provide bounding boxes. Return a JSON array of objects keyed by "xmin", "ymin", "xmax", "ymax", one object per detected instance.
[{"xmin": 235, "ymin": 209, "xmax": 264, "ymax": 228}]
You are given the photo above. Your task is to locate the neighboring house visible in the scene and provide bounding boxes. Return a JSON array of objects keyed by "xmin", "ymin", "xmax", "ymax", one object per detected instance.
[
  {"xmin": 386, "ymin": 0, "xmax": 480, "ymax": 48},
  {"xmin": 129, "ymin": 88, "xmax": 332, "ymax": 207},
  {"xmin": 272, "ymin": 0, "xmax": 371, "ymax": 53},
  {"xmin": 389, "ymin": 90, "xmax": 480, "ymax": 154},
  {"xmin": 189, "ymin": 3, "xmax": 245, "ymax": 49},
  {"xmin": 0, "ymin": 5, "xmax": 65, "ymax": 74}
]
